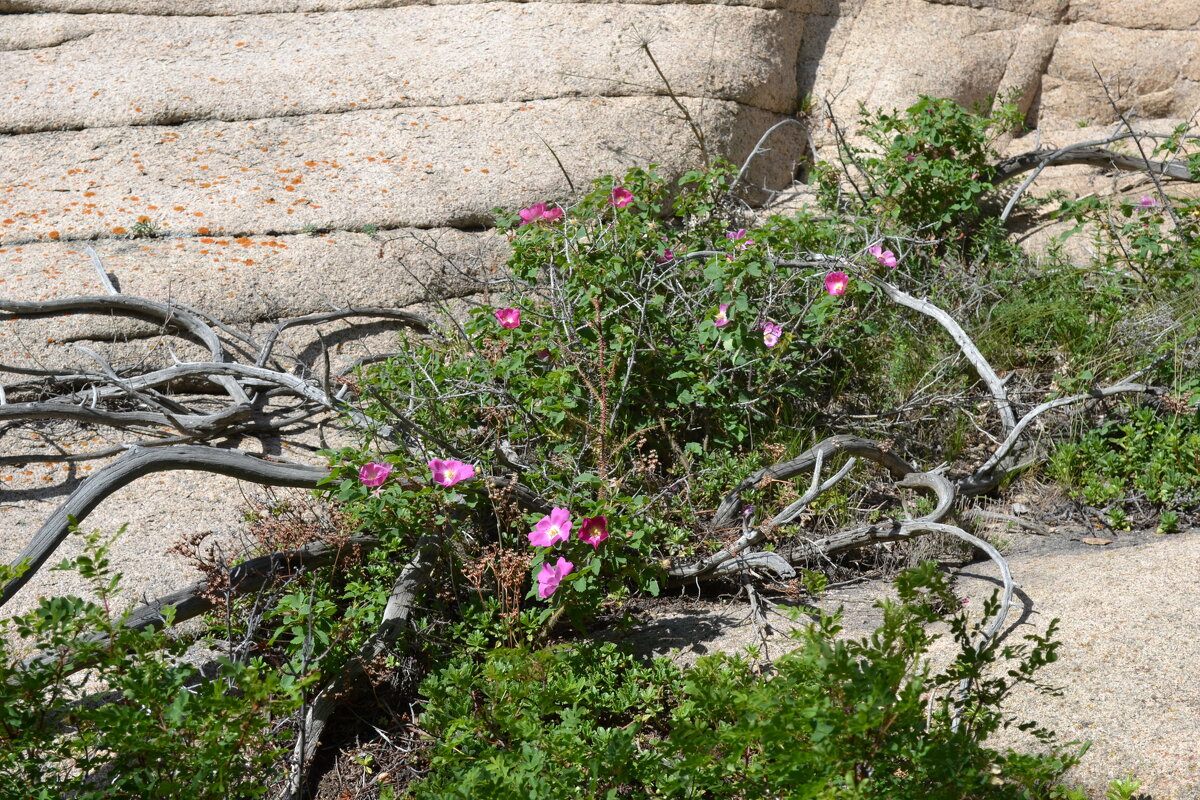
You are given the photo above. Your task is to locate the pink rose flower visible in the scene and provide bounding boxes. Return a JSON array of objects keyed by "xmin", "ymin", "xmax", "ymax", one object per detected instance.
[
  {"xmin": 518, "ymin": 203, "xmax": 563, "ymax": 225},
  {"xmin": 359, "ymin": 461, "xmax": 392, "ymax": 488},
  {"xmin": 713, "ymin": 303, "xmax": 730, "ymax": 328},
  {"xmin": 537, "ymin": 557, "xmax": 574, "ymax": 599},
  {"xmin": 726, "ymin": 229, "xmax": 755, "ymax": 250},
  {"xmin": 762, "ymin": 321, "xmax": 782, "ymax": 348},
  {"xmin": 868, "ymin": 245, "xmax": 897, "ymax": 269},
  {"xmin": 528, "ymin": 507, "xmax": 572, "ymax": 547},
  {"xmin": 428, "ymin": 458, "xmax": 476, "ymax": 488},
  {"xmin": 495, "ymin": 307, "xmax": 521, "ymax": 329},
  {"xmin": 825, "ymin": 271, "xmax": 849, "ymax": 296},
  {"xmin": 1136, "ymin": 195, "xmax": 1158, "ymax": 210},
  {"xmin": 578, "ymin": 515, "xmax": 610, "ymax": 549},
  {"xmin": 609, "ymin": 187, "xmax": 634, "ymax": 208}
]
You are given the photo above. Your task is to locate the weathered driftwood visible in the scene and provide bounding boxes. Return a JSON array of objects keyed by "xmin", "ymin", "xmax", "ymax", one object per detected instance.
[{"xmin": 0, "ymin": 445, "xmax": 328, "ymax": 608}]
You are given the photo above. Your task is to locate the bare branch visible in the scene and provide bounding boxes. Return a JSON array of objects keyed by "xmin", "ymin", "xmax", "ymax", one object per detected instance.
[
  {"xmin": 871, "ymin": 278, "xmax": 1016, "ymax": 435},
  {"xmin": 0, "ymin": 445, "xmax": 329, "ymax": 609},
  {"xmin": 963, "ymin": 382, "xmax": 1159, "ymax": 493},
  {"xmin": 284, "ymin": 535, "xmax": 437, "ymax": 800}
]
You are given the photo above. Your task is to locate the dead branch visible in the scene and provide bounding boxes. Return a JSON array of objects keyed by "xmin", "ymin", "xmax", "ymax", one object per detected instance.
[
  {"xmin": 0, "ymin": 445, "xmax": 329, "ymax": 609},
  {"xmin": 1, "ymin": 294, "xmax": 250, "ymax": 406},
  {"xmin": 19, "ymin": 533, "xmax": 383, "ymax": 675},
  {"xmin": 710, "ymin": 435, "xmax": 916, "ymax": 530},
  {"xmin": 962, "ymin": 382, "xmax": 1160, "ymax": 494},
  {"xmin": 255, "ymin": 307, "xmax": 429, "ymax": 368},
  {"xmin": 871, "ymin": 278, "xmax": 1016, "ymax": 435},
  {"xmin": 284, "ymin": 535, "xmax": 436, "ymax": 800}
]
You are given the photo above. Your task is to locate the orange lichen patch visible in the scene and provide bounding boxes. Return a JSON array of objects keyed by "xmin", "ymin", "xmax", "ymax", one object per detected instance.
[
  {"xmin": 137, "ymin": 215, "xmax": 150, "ymax": 223},
  {"xmin": 200, "ymin": 237, "xmax": 214, "ymax": 244},
  {"xmin": 48, "ymin": 231, "xmax": 60, "ymax": 240},
  {"xmin": 83, "ymin": 192, "xmax": 96, "ymax": 198},
  {"xmin": 216, "ymin": 240, "xmax": 230, "ymax": 246},
  {"xmin": 304, "ymin": 161, "xmax": 317, "ymax": 167},
  {"xmin": 111, "ymin": 226, "xmax": 127, "ymax": 235},
  {"xmin": 198, "ymin": 226, "xmax": 211, "ymax": 235}
]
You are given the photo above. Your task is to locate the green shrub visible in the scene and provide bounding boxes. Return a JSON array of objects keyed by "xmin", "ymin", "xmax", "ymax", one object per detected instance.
[
  {"xmin": 407, "ymin": 562, "xmax": 1087, "ymax": 799},
  {"xmin": 1047, "ymin": 405, "xmax": 1200, "ymax": 525},
  {"xmin": 0, "ymin": 530, "xmax": 304, "ymax": 800}
]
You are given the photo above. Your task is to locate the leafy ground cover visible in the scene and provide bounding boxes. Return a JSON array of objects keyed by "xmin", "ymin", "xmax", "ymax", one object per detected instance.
[{"xmin": 1, "ymin": 95, "xmax": 1198, "ymax": 799}]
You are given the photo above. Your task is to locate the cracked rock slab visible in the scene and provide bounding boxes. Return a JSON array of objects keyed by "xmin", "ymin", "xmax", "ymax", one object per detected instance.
[
  {"xmin": 0, "ymin": 4, "xmax": 803, "ymax": 134},
  {"xmin": 0, "ymin": 97, "xmax": 799, "ymax": 245}
]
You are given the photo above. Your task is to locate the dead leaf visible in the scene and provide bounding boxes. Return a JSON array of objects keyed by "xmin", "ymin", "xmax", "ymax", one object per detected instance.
[{"xmin": 1081, "ymin": 537, "xmax": 1112, "ymax": 546}]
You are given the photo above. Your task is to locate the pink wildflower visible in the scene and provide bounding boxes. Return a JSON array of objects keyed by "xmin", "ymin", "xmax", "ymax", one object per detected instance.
[
  {"xmin": 726, "ymin": 228, "xmax": 755, "ymax": 251},
  {"xmin": 825, "ymin": 271, "xmax": 849, "ymax": 296},
  {"xmin": 518, "ymin": 202, "xmax": 562, "ymax": 225},
  {"xmin": 868, "ymin": 245, "xmax": 897, "ymax": 269},
  {"xmin": 537, "ymin": 557, "xmax": 575, "ymax": 599},
  {"xmin": 1136, "ymin": 195, "xmax": 1158, "ymax": 210},
  {"xmin": 529, "ymin": 507, "xmax": 572, "ymax": 547},
  {"xmin": 610, "ymin": 187, "xmax": 634, "ymax": 208},
  {"xmin": 428, "ymin": 458, "xmax": 476, "ymax": 488},
  {"xmin": 578, "ymin": 515, "xmax": 610, "ymax": 549},
  {"xmin": 657, "ymin": 247, "xmax": 674, "ymax": 263},
  {"xmin": 359, "ymin": 461, "xmax": 392, "ymax": 488},
  {"xmin": 713, "ymin": 303, "xmax": 730, "ymax": 328},
  {"xmin": 762, "ymin": 322, "xmax": 782, "ymax": 348},
  {"xmin": 495, "ymin": 307, "xmax": 521, "ymax": 329}
]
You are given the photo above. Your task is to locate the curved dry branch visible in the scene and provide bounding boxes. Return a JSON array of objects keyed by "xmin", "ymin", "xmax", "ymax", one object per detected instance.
[
  {"xmin": 993, "ymin": 142, "xmax": 1194, "ymax": 186},
  {"xmin": 255, "ymin": 307, "xmax": 429, "ymax": 368},
  {"xmin": 961, "ymin": 382, "xmax": 1159, "ymax": 494},
  {"xmin": 0, "ymin": 445, "xmax": 329, "ymax": 609},
  {"xmin": 0, "ymin": 295, "xmax": 249, "ymax": 406},
  {"xmin": 0, "ymin": 401, "xmax": 250, "ymax": 432},
  {"xmin": 871, "ymin": 278, "xmax": 1015, "ymax": 435},
  {"xmin": 995, "ymin": 137, "xmax": 1197, "ymax": 225},
  {"xmin": 728, "ymin": 117, "xmax": 808, "ymax": 198},
  {"xmin": 711, "ymin": 435, "xmax": 916, "ymax": 530},
  {"xmin": 673, "ymin": 465, "xmax": 954, "ymax": 585}
]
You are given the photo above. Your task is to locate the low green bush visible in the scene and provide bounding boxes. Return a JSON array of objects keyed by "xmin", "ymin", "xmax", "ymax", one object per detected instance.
[
  {"xmin": 0, "ymin": 530, "xmax": 304, "ymax": 800},
  {"xmin": 407, "ymin": 562, "xmax": 1088, "ymax": 800}
]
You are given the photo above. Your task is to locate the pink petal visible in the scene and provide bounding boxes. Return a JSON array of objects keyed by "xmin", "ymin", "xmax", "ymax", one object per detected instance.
[{"xmin": 359, "ymin": 461, "xmax": 392, "ymax": 488}]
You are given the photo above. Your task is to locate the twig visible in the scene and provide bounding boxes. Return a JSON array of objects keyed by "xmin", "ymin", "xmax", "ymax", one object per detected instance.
[
  {"xmin": 1091, "ymin": 63, "xmax": 1189, "ymax": 242},
  {"xmin": 638, "ymin": 38, "xmax": 708, "ymax": 165},
  {"xmin": 85, "ymin": 246, "xmax": 120, "ymax": 296},
  {"xmin": 728, "ymin": 118, "xmax": 807, "ymax": 197}
]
